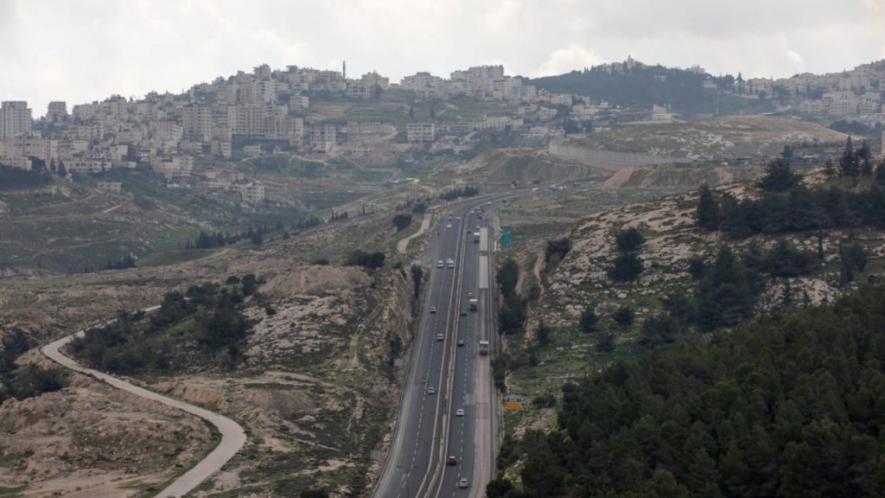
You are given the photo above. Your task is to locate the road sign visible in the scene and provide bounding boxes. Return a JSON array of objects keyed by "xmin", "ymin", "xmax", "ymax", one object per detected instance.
[
  {"xmin": 501, "ymin": 227, "xmax": 512, "ymax": 248},
  {"xmin": 504, "ymin": 401, "xmax": 522, "ymax": 411}
]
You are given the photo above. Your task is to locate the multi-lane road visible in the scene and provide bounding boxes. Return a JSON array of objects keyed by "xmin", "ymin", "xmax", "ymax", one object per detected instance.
[{"xmin": 373, "ymin": 197, "xmax": 501, "ymax": 498}]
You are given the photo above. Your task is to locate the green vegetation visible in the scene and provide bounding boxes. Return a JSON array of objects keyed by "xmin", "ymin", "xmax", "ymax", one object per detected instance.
[
  {"xmin": 532, "ymin": 65, "xmax": 772, "ymax": 115},
  {"xmin": 69, "ymin": 280, "xmax": 255, "ymax": 374},
  {"xmin": 0, "ymin": 164, "xmax": 53, "ymax": 190},
  {"xmin": 608, "ymin": 228, "xmax": 645, "ymax": 282},
  {"xmin": 498, "ymin": 259, "xmax": 527, "ymax": 336},
  {"xmin": 697, "ymin": 167, "xmax": 885, "ymax": 238},
  {"xmin": 578, "ymin": 308, "xmax": 598, "ymax": 334},
  {"xmin": 392, "ymin": 213, "xmax": 412, "ymax": 231},
  {"xmin": 615, "ymin": 228, "xmax": 645, "ymax": 253},
  {"xmin": 345, "ymin": 250, "xmax": 385, "ymax": 269},
  {"xmin": 759, "ymin": 155, "xmax": 799, "ymax": 192},
  {"xmin": 439, "ymin": 185, "xmax": 479, "ymax": 201},
  {"xmin": 545, "ymin": 237, "xmax": 572, "ymax": 266},
  {"xmin": 696, "ymin": 184, "xmax": 719, "ymax": 231},
  {"xmin": 0, "ymin": 330, "xmax": 66, "ymax": 402},
  {"xmin": 491, "ymin": 284, "xmax": 885, "ymax": 498}
]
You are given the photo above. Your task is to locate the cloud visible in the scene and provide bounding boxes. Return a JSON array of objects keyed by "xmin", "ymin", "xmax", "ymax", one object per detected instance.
[{"xmin": 535, "ymin": 44, "xmax": 607, "ymax": 76}]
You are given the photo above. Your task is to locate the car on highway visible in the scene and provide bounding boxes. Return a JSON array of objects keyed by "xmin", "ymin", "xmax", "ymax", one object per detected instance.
[
  {"xmin": 437, "ymin": 259, "xmax": 444, "ymax": 268},
  {"xmin": 430, "ymin": 306, "xmax": 437, "ymax": 313},
  {"xmin": 457, "ymin": 339, "xmax": 465, "ymax": 347},
  {"xmin": 467, "ymin": 291, "xmax": 473, "ymax": 297},
  {"xmin": 460, "ymin": 308, "xmax": 467, "ymax": 316},
  {"xmin": 455, "ymin": 408, "xmax": 465, "ymax": 417},
  {"xmin": 457, "ymin": 477, "xmax": 470, "ymax": 488},
  {"xmin": 447, "ymin": 455, "xmax": 458, "ymax": 466},
  {"xmin": 436, "ymin": 333, "xmax": 444, "ymax": 341},
  {"xmin": 427, "ymin": 386, "xmax": 436, "ymax": 395},
  {"xmin": 447, "ymin": 258, "xmax": 455, "ymax": 269}
]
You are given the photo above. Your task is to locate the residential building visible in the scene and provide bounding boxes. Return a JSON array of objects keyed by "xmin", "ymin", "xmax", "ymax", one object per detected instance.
[
  {"xmin": 46, "ymin": 101, "xmax": 68, "ymax": 123},
  {"xmin": 97, "ymin": 181, "xmax": 123, "ymax": 193},
  {"xmin": 233, "ymin": 181, "xmax": 266, "ymax": 204},
  {"xmin": 0, "ymin": 101, "xmax": 33, "ymax": 139},
  {"xmin": 183, "ymin": 104, "xmax": 213, "ymax": 142},
  {"xmin": 406, "ymin": 122, "xmax": 435, "ymax": 143}
]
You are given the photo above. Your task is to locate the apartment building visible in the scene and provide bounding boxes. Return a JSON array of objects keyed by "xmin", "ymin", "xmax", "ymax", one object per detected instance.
[
  {"xmin": 0, "ymin": 101, "xmax": 33, "ymax": 139},
  {"xmin": 406, "ymin": 122, "xmax": 435, "ymax": 143},
  {"xmin": 183, "ymin": 104, "xmax": 214, "ymax": 142},
  {"xmin": 46, "ymin": 101, "xmax": 68, "ymax": 123}
]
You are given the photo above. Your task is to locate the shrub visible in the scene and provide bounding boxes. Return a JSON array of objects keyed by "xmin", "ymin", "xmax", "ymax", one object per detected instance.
[
  {"xmin": 608, "ymin": 253, "xmax": 643, "ymax": 281},
  {"xmin": 615, "ymin": 228, "xmax": 645, "ymax": 253},
  {"xmin": 612, "ymin": 306, "xmax": 635, "ymax": 328},
  {"xmin": 346, "ymin": 250, "xmax": 385, "ymax": 269},
  {"xmin": 579, "ymin": 308, "xmax": 598, "ymax": 334},
  {"xmin": 545, "ymin": 237, "xmax": 572, "ymax": 264},
  {"xmin": 392, "ymin": 213, "xmax": 412, "ymax": 231}
]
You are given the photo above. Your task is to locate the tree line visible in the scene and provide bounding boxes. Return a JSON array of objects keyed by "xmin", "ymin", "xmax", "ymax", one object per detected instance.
[
  {"xmin": 69, "ymin": 277, "xmax": 258, "ymax": 374},
  {"xmin": 439, "ymin": 185, "xmax": 480, "ymax": 201},
  {"xmin": 0, "ymin": 330, "xmax": 66, "ymax": 403},
  {"xmin": 489, "ymin": 284, "xmax": 885, "ymax": 498}
]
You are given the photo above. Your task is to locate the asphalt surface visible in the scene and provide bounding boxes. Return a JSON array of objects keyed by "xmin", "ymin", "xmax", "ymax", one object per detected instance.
[
  {"xmin": 42, "ymin": 314, "xmax": 247, "ymax": 498},
  {"xmin": 373, "ymin": 198, "xmax": 500, "ymax": 498}
]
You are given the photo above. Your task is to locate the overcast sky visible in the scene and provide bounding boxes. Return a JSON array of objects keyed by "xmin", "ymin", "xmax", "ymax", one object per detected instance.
[{"xmin": 2, "ymin": 0, "xmax": 884, "ymax": 116}]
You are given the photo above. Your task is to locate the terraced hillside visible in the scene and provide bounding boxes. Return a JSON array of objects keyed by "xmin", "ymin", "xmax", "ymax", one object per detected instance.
[
  {"xmin": 560, "ymin": 115, "xmax": 848, "ymax": 162},
  {"xmin": 493, "ymin": 171, "xmax": 885, "ymax": 439}
]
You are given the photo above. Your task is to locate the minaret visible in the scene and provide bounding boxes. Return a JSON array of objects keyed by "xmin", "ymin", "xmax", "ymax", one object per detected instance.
[{"xmin": 343, "ymin": 60, "xmax": 347, "ymax": 80}]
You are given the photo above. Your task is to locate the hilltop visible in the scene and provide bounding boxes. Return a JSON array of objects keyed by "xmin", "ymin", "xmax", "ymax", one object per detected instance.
[
  {"xmin": 558, "ymin": 115, "xmax": 848, "ymax": 163},
  {"xmin": 489, "ymin": 161, "xmax": 885, "ymax": 442}
]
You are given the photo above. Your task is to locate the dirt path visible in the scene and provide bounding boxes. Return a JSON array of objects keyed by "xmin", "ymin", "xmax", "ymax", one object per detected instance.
[
  {"xmin": 42, "ymin": 327, "xmax": 246, "ymax": 498},
  {"xmin": 396, "ymin": 212, "xmax": 432, "ymax": 254}
]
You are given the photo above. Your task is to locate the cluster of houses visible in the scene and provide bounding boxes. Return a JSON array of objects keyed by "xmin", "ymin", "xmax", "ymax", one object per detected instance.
[
  {"xmin": 5, "ymin": 58, "xmax": 882, "ymax": 205},
  {"xmin": 0, "ymin": 62, "xmax": 590, "ymax": 203}
]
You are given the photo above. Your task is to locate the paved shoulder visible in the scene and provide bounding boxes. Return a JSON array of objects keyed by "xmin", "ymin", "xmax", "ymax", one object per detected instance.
[{"xmin": 42, "ymin": 332, "xmax": 247, "ymax": 498}]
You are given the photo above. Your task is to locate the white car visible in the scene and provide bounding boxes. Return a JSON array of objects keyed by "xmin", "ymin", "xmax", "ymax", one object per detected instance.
[
  {"xmin": 427, "ymin": 386, "xmax": 436, "ymax": 395},
  {"xmin": 457, "ymin": 477, "xmax": 470, "ymax": 488},
  {"xmin": 436, "ymin": 333, "xmax": 444, "ymax": 341},
  {"xmin": 430, "ymin": 306, "xmax": 437, "ymax": 314},
  {"xmin": 437, "ymin": 260, "xmax": 444, "ymax": 268},
  {"xmin": 455, "ymin": 408, "xmax": 465, "ymax": 417}
]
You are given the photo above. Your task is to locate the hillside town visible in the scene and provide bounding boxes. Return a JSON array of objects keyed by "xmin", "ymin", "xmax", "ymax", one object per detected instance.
[{"xmin": 2, "ymin": 59, "xmax": 885, "ymax": 206}]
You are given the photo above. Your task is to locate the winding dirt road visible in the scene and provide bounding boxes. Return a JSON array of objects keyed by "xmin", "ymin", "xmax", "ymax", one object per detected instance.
[{"xmin": 42, "ymin": 330, "xmax": 247, "ymax": 498}]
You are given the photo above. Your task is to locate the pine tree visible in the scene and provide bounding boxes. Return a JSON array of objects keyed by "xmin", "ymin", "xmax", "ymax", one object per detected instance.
[
  {"xmin": 696, "ymin": 184, "xmax": 719, "ymax": 231},
  {"xmin": 840, "ymin": 137, "xmax": 857, "ymax": 177},
  {"xmin": 760, "ymin": 157, "xmax": 798, "ymax": 191},
  {"xmin": 857, "ymin": 141, "xmax": 872, "ymax": 176}
]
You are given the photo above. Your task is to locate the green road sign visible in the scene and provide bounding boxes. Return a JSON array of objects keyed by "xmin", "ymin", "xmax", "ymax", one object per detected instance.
[{"xmin": 501, "ymin": 227, "xmax": 513, "ymax": 248}]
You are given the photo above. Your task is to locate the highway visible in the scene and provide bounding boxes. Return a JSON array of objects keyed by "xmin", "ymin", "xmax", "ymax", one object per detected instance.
[{"xmin": 373, "ymin": 197, "xmax": 500, "ymax": 498}]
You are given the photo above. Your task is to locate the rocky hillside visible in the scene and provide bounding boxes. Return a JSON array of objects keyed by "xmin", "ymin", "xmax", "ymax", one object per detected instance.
[
  {"xmin": 497, "ymin": 171, "xmax": 885, "ymax": 437},
  {"xmin": 0, "ymin": 205, "xmax": 422, "ymax": 496},
  {"xmin": 563, "ymin": 115, "xmax": 848, "ymax": 161}
]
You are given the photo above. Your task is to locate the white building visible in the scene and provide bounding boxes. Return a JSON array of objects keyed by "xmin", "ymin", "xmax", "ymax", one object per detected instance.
[
  {"xmin": 406, "ymin": 122, "xmax": 435, "ymax": 143},
  {"xmin": 0, "ymin": 101, "xmax": 33, "ymax": 139},
  {"xmin": 183, "ymin": 104, "xmax": 213, "ymax": 142},
  {"xmin": 233, "ymin": 182, "xmax": 265, "ymax": 204},
  {"xmin": 46, "ymin": 101, "xmax": 68, "ymax": 123}
]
